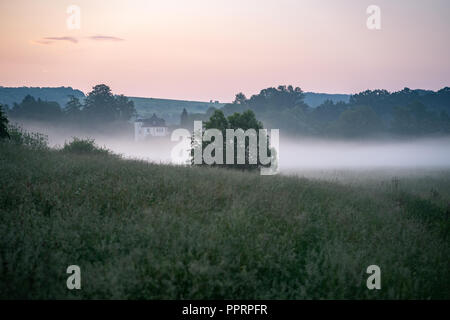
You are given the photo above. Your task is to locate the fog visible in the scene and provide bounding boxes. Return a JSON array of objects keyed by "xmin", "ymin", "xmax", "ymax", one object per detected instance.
[
  {"xmin": 16, "ymin": 121, "xmax": 450, "ymax": 173},
  {"xmin": 279, "ymin": 137, "xmax": 450, "ymax": 170}
]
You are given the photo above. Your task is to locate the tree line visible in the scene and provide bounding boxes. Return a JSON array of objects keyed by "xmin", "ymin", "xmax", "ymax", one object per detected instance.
[
  {"xmin": 4, "ymin": 84, "xmax": 136, "ymax": 126},
  {"xmin": 217, "ymin": 86, "xmax": 450, "ymax": 138}
]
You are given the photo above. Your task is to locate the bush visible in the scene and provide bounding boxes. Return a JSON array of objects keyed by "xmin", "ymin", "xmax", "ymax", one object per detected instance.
[
  {"xmin": 6, "ymin": 123, "xmax": 48, "ymax": 149},
  {"xmin": 62, "ymin": 137, "xmax": 113, "ymax": 156}
]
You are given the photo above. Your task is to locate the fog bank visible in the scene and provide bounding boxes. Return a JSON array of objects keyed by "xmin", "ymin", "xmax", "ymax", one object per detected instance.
[{"xmin": 14, "ymin": 121, "xmax": 450, "ymax": 170}]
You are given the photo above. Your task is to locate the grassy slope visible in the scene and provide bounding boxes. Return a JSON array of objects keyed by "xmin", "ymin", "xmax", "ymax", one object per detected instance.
[{"xmin": 0, "ymin": 142, "xmax": 449, "ymax": 299}]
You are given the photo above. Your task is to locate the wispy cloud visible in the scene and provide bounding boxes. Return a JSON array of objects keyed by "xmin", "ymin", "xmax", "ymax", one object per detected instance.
[
  {"xmin": 88, "ymin": 35, "xmax": 124, "ymax": 42},
  {"xmin": 33, "ymin": 40, "xmax": 53, "ymax": 45},
  {"xmin": 33, "ymin": 35, "xmax": 124, "ymax": 45},
  {"xmin": 43, "ymin": 36, "xmax": 78, "ymax": 44},
  {"xmin": 33, "ymin": 36, "xmax": 78, "ymax": 45}
]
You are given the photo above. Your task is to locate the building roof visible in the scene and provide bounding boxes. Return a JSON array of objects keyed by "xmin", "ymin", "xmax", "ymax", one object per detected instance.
[{"xmin": 137, "ymin": 114, "xmax": 167, "ymax": 127}]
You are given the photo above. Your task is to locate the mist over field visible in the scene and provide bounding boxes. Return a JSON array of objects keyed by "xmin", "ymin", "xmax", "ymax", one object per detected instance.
[
  {"xmin": 279, "ymin": 137, "xmax": 450, "ymax": 170},
  {"xmin": 14, "ymin": 120, "xmax": 450, "ymax": 173}
]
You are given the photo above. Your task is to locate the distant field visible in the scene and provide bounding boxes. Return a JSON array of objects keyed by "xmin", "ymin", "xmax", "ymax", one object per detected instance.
[
  {"xmin": 129, "ymin": 97, "xmax": 225, "ymax": 124},
  {"xmin": 0, "ymin": 142, "xmax": 449, "ymax": 299},
  {"xmin": 129, "ymin": 92, "xmax": 350, "ymax": 124}
]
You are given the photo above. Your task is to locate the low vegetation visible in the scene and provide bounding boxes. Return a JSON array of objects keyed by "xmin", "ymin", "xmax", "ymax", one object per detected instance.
[
  {"xmin": 0, "ymin": 135, "xmax": 449, "ymax": 299},
  {"xmin": 62, "ymin": 137, "xmax": 113, "ymax": 157},
  {"xmin": 7, "ymin": 123, "xmax": 48, "ymax": 150}
]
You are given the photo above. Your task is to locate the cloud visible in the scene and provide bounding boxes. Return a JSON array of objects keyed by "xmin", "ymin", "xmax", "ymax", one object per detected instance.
[
  {"xmin": 33, "ymin": 40, "xmax": 53, "ymax": 45},
  {"xmin": 32, "ymin": 35, "xmax": 123, "ymax": 45},
  {"xmin": 88, "ymin": 35, "xmax": 124, "ymax": 42},
  {"xmin": 43, "ymin": 36, "xmax": 78, "ymax": 44},
  {"xmin": 33, "ymin": 36, "xmax": 78, "ymax": 45}
]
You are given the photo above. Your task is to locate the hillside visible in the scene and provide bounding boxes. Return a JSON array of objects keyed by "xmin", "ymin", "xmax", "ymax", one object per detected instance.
[
  {"xmin": 0, "ymin": 141, "xmax": 449, "ymax": 299},
  {"xmin": 0, "ymin": 86, "xmax": 85, "ymax": 108},
  {"xmin": 0, "ymin": 87, "xmax": 225, "ymax": 124},
  {"xmin": 129, "ymin": 97, "xmax": 225, "ymax": 124},
  {"xmin": 0, "ymin": 87, "xmax": 352, "ymax": 121}
]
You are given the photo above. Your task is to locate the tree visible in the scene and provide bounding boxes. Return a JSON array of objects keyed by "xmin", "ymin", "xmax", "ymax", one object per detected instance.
[
  {"xmin": 233, "ymin": 92, "xmax": 247, "ymax": 105},
  {"xmin": 391, "ymin": 101, "xmax": 441, "ymax": 136},
  {"xmin": 193, "ymin": 109, "xmax": 269, "ymax": 171},
  {"xmin": 83, "ymin": 85, "xmax": 135, "ymax": 122},
  {"xmin": 84, "ymin": 84, "xmax": 116, "ymax": 122},
  {"xmin": 311, "ymin": 100, "xmax": 348, "ymax": 124},
  {"xmin": 0, "ymin": 104, "xmax": 10, "ymax": 139},
  {"xmin": 246, "ymin": 85, "xmax": 306, "ymax": 113},
  {"xmin": 65, "ymin": 95, "xmax": 83, "ymax": 122},
  {"xmin": 180, "ymin": 108, "xmax": 189, "ymax": 127},
  {"xmin": 227, "ymin": 110, "xmax": 263, "ymax": 131},
  {"xmin": 331, "ymin": 105, "xmax": 384, "ymax": 137},
  {"xmin": 9, "ymin": 95, "xmax": 62, "ymax": 121},
  {"xmin": 114, "ymin": 94, "xmax": 136, "ymax": 121},
  {"xmin": 204, "ymin": 109, "xmax": 229, "ymax": 131}
]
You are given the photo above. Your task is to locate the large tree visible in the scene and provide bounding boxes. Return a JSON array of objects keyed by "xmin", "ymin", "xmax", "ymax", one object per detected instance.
[
  {"xmin": 64, "ymin": 95, "xmax": 83, "ymax": 122},
  {"xmin": 180, "ymin": 108, "xmax": 189, "ymax": 128},
  {"xmin": 331, "ymin": 105, "xmax": 384, "ymax": 137},
  {"xmin": 9, "ymin": 95, "xmax": 62, "ymax": 121},
  {"xmin": 84, "ymin": 84, "xmax": 117, "ymax": 122},
  {"xmin": 193, "ymin": 109, "xmax": 269, "ymax": 171},
  {"xmin": 84, "ymin": 84, "xmax": 135, "ymax": 122},
  {"xmin": 114, "ymin": 94, "xmax": 136, "ymax": 121}
]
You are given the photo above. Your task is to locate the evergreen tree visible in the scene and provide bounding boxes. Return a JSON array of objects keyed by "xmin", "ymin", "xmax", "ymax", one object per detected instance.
[
  {"xmin": 0, "ymin": 105, "xmax": 10, "ymax": 139},
  {"xmin": 180, "ymin": 108, "xmax": 189, "ymax": 127}
]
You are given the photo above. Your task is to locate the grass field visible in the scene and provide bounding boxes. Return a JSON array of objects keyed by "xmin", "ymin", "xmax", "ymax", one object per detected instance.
[{"xmin": 0, "ymin": 142, "xmax": 449, "ymax": 299}]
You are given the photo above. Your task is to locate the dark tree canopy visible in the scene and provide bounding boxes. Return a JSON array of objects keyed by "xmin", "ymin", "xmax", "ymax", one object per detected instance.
[
  {"xmin": 180, "ymin": 108, "xmax": 189, "ymax": 127},
  {"xmin": 6, "ymin": 84, "xmax": 136, "ymax": 127},
  {"xmin": 83, "ymin": 85, "xmax": 136, "ymax": 122},
  {"xmin": 222, "ymin": 85, "xmax": 450, "ymax": 138},
  {"xmin": 0, "ymin": 104, "xmax": 10, "ymax": 139},
  {"xmin": 193, "ymin": 109, "xmax": 269, "ymax": 170},
  {"xmin": 84, "ymin": 84, "xmax": 117, "ymax": 121},
  {"xmin": 64, "ymin": 95, "xmax": 83, "ymax": 122},
  {"xmin": 114, "ymin": 94, "xmax": 136, "ymax": 121},
  {"xmin": 9, "ymin": 95, "xmax": 62, "ymax": 121}
]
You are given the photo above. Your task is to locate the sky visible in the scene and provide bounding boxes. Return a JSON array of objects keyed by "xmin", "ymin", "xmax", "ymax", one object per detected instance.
[{"xmin": 0, "ymin": 0, "xmax": 449, "ymax": 102}]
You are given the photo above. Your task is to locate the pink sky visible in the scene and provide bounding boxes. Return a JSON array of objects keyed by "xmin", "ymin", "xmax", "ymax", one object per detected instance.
[{"xmin": 0, "ymin": 0, "xmax": 449, "ymax": 102}]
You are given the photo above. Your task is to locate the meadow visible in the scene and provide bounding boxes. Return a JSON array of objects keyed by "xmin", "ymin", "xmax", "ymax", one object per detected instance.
[{"xmin": 0, "ymin": 140, "xmax": 449, "ymax": 299}]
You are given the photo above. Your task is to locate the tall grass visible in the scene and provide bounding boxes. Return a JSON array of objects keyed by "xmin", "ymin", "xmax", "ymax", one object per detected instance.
[
  {"xmin": 7, "ymin": 123, "xmax": 48, "ymax": 149},
  {"xmin": 0, "ymin": 142, "xmax": 449, "ymax": 299}
]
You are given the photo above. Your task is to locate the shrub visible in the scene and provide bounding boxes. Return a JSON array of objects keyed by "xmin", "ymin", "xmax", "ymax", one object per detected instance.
[
  {"xmin": 6, "ymin": 123, "xmax": 48, "ymax": 149},
  {"xmin": 62, "ymin": 137, "xmax": 113, "ymax": 156}
]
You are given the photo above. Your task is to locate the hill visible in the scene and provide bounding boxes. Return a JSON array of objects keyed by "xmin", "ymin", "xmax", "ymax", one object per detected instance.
[
  {"xmin": 0, "ymin": 87, "xmax": 225, "ymax": 124},
  {"xmin": 0, "ymin": 86, "xmax": 85, "ymax": 108},
  {"xmin": 0, "ymin": 87, "xmax": 352, "ymax": 124},
  {"xmin": 0, "ymin": 140, "xmax": 449, "ymax": 299},
  {"xmin": 129, "ymin": 97, "xmax": 225, "ymax": 124}
]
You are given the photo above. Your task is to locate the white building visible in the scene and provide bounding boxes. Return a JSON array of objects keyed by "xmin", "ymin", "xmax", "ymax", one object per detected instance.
[{"xmin": 134, "ymin": 114, "xmax": 169, "ymax": 141}]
